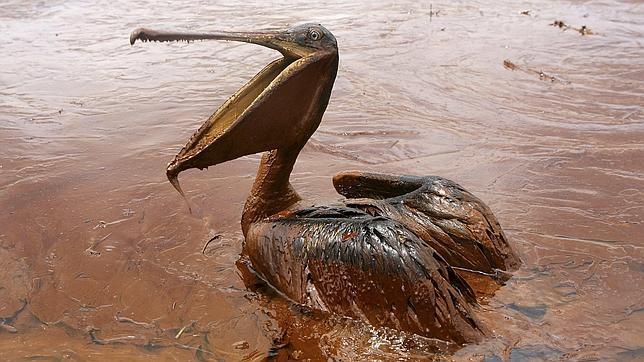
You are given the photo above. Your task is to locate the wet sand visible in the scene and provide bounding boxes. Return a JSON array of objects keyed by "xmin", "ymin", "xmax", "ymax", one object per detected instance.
[{"xmin": 1, "ymin": 0, "xmax": 643, "ymax": 360}]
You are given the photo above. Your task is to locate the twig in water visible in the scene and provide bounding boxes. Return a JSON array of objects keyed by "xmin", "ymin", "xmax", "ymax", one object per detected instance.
[
  {"xmin": 202, "ymin": 234, "xmax": 221, "ymax": 255},
  {"xmin": 175, "ymin": 321, "xmax": 196, "ymax": 339}
]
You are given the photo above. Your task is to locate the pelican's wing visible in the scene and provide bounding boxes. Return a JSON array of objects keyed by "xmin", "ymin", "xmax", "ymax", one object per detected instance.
[
  {"xmin": 333, "ymin": 171, "xmax": 521, "ymax": 277},
  {"xmin": 244, "ymin": 205, "xmax": 483, "ymax": 343},
  {"xmin": 333, "ymin": 171, "xmax": 425, "ymax": 200}
]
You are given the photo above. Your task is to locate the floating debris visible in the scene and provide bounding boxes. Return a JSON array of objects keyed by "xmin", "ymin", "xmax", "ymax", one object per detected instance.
[
  {"xmin": 429, "ymin": 4, "xmax": 442, "ymax": 20},
  {"xmin": 232, "ymin": 340, "xmax": 249, "ymax": 350},
  {"xmin": 503, "ymin": 59, "xmax": 569, "ymax": 83},
  {"xmin": 578, "ymin": 25, "xmax": 594, "ymax": 35},
  {"xmin": 550, "ymin": 20, "xmax": 596, "ymax": 35},
  {"xmin": 87, "ymin": 327, "xmax": 136, "ymax": 345},
  {"xmin": 538, "ymin": 70, "xmax": 558, "ymax": 82},
  {"xmin": 201, "ymin": 234, "xmax": 221, "ymax": 255},
  {"xmin": 174, "ymin": 321, "xmax": 196, "ymax": 339},
  {"xmin": 114, "ymin": 313, "xmax": 156, "ymax": 329},
  {"xmin": 85, "ymin": 249, "xmax": 101, "ymax": 256},
  {"xmin": 503, "ymin": 59, "xmax": 518, "ymax": 71},
  {"xmin": 520, "ymin": 10, "xmax": 531, "ymax": 16},
  {"xmin": 85, "ymin": 232, "xmax": 112, "ymax": 256},
  {"xmin": 551, "ymin": 20, "xmax": 568, "ymax": 29},
  {"xmin": 0, "ymin": 323, "xmax": 18, "ymax": 333},
  {"xmin": 291, "ymin": 350, "xmax": 303, "ymax": 359}
]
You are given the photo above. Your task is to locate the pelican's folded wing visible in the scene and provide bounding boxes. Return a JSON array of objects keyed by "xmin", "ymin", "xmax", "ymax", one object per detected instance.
[
  {"xmin": 333, "ymin": 171, "xmax": 521, "ymax": 279},
  {"xmin": 244, "ymin": 206, "xmax": 484, "ymax": 343}
]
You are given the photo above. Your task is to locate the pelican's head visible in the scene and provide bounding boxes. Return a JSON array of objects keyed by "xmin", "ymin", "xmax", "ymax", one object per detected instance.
[
  {"xmin": 131, "ymin": 23, "xmax": 337, "ymax": 59},
  {"xmin": 130, "ymin": 23, "xmax": 339, "ymax": 196}
]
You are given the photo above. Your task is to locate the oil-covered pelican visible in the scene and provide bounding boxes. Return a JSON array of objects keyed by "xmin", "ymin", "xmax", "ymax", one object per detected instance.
[{"xmin": 130, "ymin": 24, "xmax": 520, "ymax": 343}]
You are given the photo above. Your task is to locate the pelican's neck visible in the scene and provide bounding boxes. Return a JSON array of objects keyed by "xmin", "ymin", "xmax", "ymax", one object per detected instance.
[
  {"xmin": 240, "ymin": 51, "xmax": 339, "ymax": 236},
  {"xmin": 241, "ymin": 146, "xmax": 302, "ymax": 236}
]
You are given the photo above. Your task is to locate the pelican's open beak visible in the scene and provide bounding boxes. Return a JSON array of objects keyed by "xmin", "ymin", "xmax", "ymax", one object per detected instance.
[
  {"xmin": 130, "ymin": 28, "xmax": 315, "ymax": 59},
  {"xmin": 130, "ymin": 27, "xmax": 334, "ymax": 197}
]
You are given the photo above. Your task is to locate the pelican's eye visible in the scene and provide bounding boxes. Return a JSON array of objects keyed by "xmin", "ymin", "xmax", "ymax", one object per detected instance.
[{"xmin": 308, "ymin": 29, "xmax": 322, "ymax": 41}]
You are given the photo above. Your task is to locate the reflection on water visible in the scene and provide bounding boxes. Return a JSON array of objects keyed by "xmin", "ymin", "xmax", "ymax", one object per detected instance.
[{"xmin": 1, "ymin": 0, "xmax": 642, "ymax": 360}]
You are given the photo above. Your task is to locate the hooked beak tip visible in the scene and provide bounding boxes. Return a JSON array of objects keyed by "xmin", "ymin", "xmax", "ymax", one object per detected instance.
[
  {"xmin": 130, "ymin": 28, "xmax": 145, "ymax": 45},
  {"xmin": 166, "ymin": 164, "xmax": 179, "ymax": 182},
  {"xmin": 130, "ymin": 27, "xmax": 158, "ymax": 45},
  {"xmin": 167, "ymin": 167, "xmax": 186, "ymax": 195}
]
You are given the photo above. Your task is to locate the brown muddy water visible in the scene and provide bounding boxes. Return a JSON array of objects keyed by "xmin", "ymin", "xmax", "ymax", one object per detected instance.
[{"xmin": 1, "ymin": 0, "xmax": 643, "ymax": 360}]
